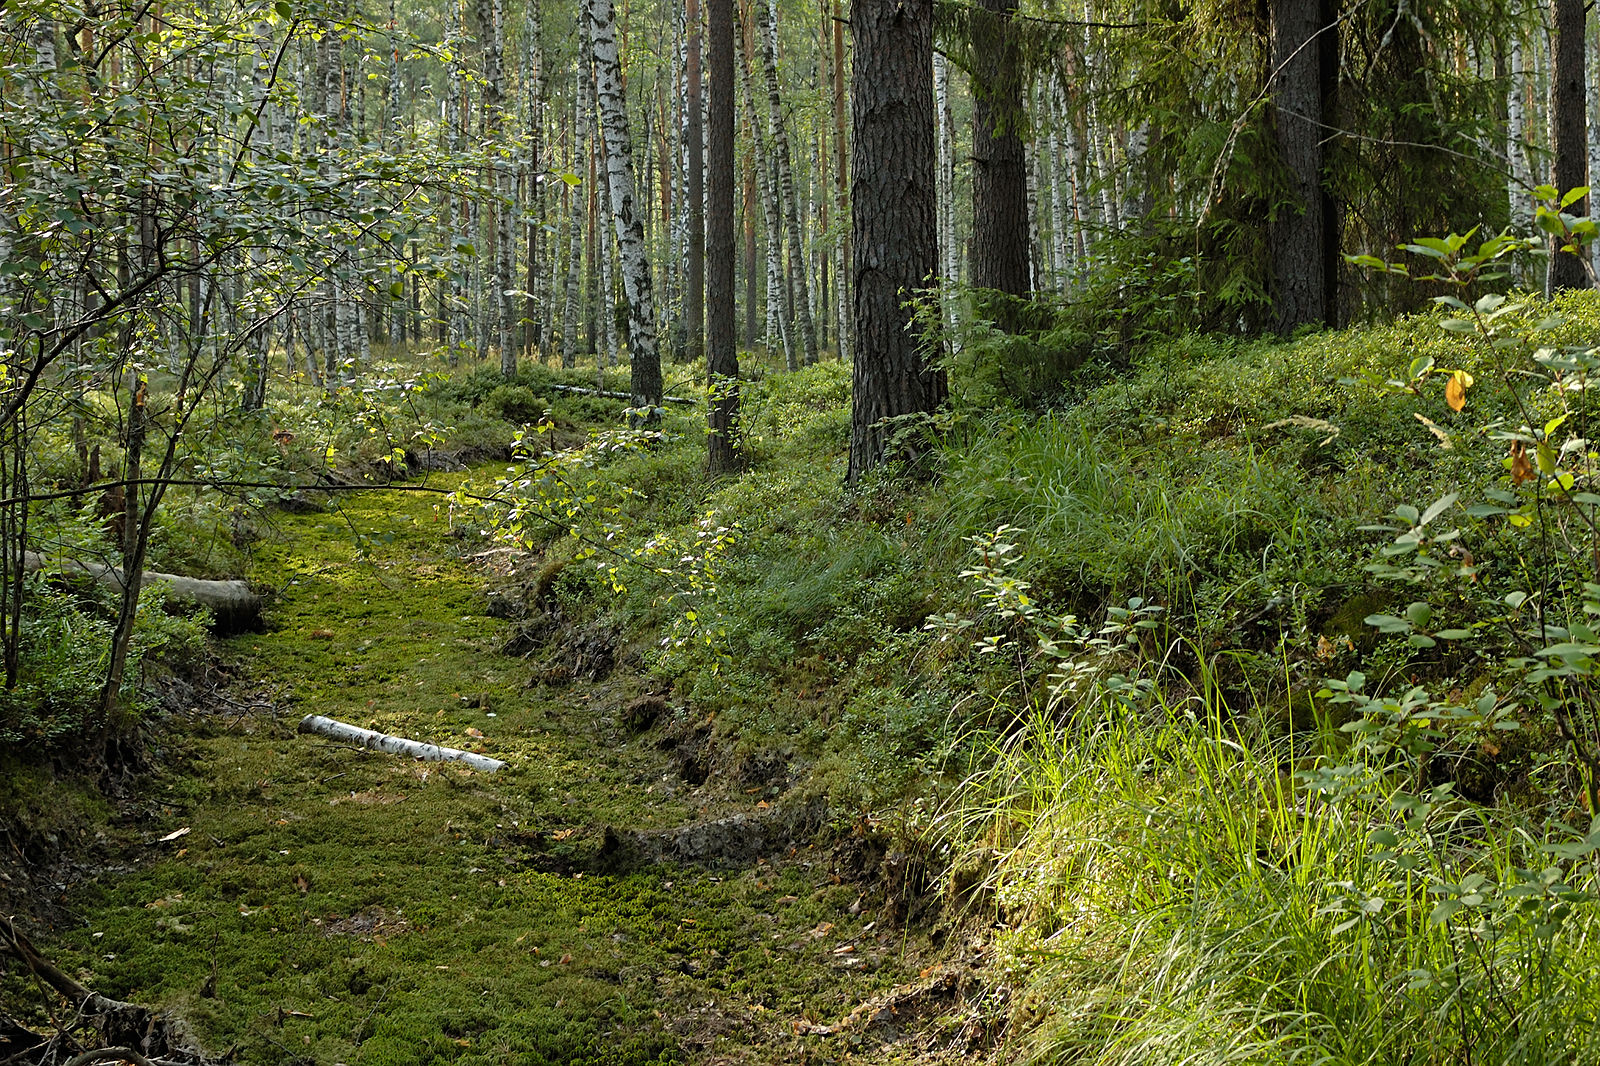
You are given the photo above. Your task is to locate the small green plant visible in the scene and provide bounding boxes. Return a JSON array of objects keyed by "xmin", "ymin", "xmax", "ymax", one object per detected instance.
[{"xmin": 926, "ymin": 525, "xmax": 1163, "ymax": 715}]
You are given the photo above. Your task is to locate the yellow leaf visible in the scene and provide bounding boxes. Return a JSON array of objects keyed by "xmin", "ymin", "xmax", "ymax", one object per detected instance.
[
  {"xmin": 1510, "ymin": 442, "xmax": 1535, "ymax": 484},
  {"xmin": 1445, "ymin": 369, "xmax": 1473, "ymax": 412}
]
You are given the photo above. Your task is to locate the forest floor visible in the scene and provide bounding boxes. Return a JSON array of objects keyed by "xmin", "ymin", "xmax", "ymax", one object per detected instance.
[{"xmin": 17, "ymin": 471, "xmax": 990, "ymax": 1066}]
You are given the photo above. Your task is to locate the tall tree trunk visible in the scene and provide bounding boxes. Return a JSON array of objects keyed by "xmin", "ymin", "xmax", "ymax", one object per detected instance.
[
  {"xmin": 562, "ymin": 37, "xmax": 590, "ymax": 369},
  {"xmin": 969, "ymin": 0, "xmax": 1029, "ymax": 296},
  {"xmin": 742, "ymin": 130, "xmax": 759, "ymax": 346},
  {"xmin": 831, "ymin": 0, "xmax": 850, "ymax": 363},
  {"xmin": 847, "ymin": 0, "xmax": 943, "ymax": 484},
  {"xmin": 1046, "ymin": 83, "xmax": 1069, "ymax": 290},
  {"xmin": 753, "ymin": 0, "xmax": 819, "ymax": 364},
  {"xmin": 589, "ymin": 0, "xmax": 663, "ymax": 410},
  {"xmin": 737, "ymin": 13, "xmax": 793, "ymax": 367},
  {"xmin": 523, "ymin": 0, "xmax": 546, "ymax": 358},
  {"xmin": 1268, "ymin": 0, "xmax": 1330, "ymax": 332},
  {"xmin": 933, "ymin": 51, "xmax": 960, "ymax": 350},
  {"xmin": 707, "ymin": 0, "xmax": 741, "ymax": 473},
  {"xmin": 593, "ymin": 120, "xmax": 620, "ymax": 375},
  {"xmin": 684, "ymin": 0, "xmax": 706, "ymax": 364},
  {"xmin": 1549, "ymin": 0, "xmax": 1589, "ymax": 293},
  {"xmin": 479, "ymin": 0, "xmax": 516, "ymax": 377}
]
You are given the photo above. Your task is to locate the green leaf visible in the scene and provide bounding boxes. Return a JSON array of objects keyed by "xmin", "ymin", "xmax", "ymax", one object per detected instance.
[
  {"xmin": 1420, "ymin": 493, "xmax": 1458, "ymax": 526},
  {"xmin": 1404, "ymin": 237, "xmax": 1453, "ymax": 258},
  {"xmin": 1430, "ymin": 899, "xmax": 1463, "ymax": 925},
  {"xmin": 1561, "ymin": 186, "xmax": 1591, "ymax": 209},
  {"xmin": 1440, "ymin": 318, "xmax": 1476, "ymax": 334},
  {"xmin": 274, "ymin": 0, "xmax": 292, "ymax": 16}
]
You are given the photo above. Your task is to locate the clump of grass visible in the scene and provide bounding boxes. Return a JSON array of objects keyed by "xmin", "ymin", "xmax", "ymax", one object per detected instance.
[{"xmin": 949, "ymin": 678, "xmax": 1600, "ymax": 1066}]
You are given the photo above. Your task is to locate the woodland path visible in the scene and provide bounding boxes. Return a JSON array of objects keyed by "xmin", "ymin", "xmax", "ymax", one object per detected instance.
[{"xmin": 44, "ymin": 475, "xmax": 972, "ymax": 1065}]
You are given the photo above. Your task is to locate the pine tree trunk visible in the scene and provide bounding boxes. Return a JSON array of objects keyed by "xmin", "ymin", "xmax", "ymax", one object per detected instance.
[
  {"xmin": 847, "ymin": 0, "xmax": 943, "ymax": 484},
  {"xmin": 831, "ymin": 0, "xmax": 850, "ymax": 364},
  {"xmin": 685, "ymin": 0, "xmax": 706, "ymax": 364},
  {"xmin": 1549, "ymin": 0, "xmax": 1589, "ymax": 293},
  {"xmin": 1268, "ymin": 0, "xmax": 1329, "ymax": 332},
  {"xmin": 589, "ymin": 0, "xmax": 662, "ymax": 410},
  {"xmin": 707, "ymin": 0, "xmax": 741, "ymax": 473},
  {"xmin": 969, "ymin": 0, "xmax": 1029, "ymax": 296}
]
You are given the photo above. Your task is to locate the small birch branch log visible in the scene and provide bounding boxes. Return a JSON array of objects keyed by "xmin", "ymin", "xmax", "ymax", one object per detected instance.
[
  {"xmin": 297, "ymin": 715, "xmax": 507, "ymax": 772},
  {"xmin": 548, "ymin": 384, "xmax": 696, "ymax": 405}
]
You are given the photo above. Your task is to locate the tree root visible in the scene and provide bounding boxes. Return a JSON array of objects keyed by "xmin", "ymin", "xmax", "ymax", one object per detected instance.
[{"xmin": 0, "ymin": 923, "xmax": 210, "ymax": 1066}]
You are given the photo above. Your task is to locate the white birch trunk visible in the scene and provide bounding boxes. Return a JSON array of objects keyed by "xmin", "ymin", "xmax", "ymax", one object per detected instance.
[
  {"xmin": 754, "ymin": 0, "xmax": 818, "ymax": 365},
  {"xmin": 1589, "ymin": 28, "xmax": 1600, "ymax": 278},
  {"xmin": 1065, "ymin": 107, "xmax": 1090, "ymax": 283},
  {"xmin": 591, "ymin": 92, "xmax": 619, "ymax": 376},
  {"xmin": 1026, "ymin": 136, "xmax": 1042, "ymax": 291},
  {"xmin": 561, "ymin": 41, "xmax": 590, "ymax": 369},
  {"xmin": 934, "ymin": 50, "xmax": 960, "ymax": 352},
  {"xmin": 589, "ymin": 0, "xmax": 662, "ymax": 405},
  {"xmin": 1122, "ymin": 121, "xmax": 1149, "ymax": 225},
  {"xmin": 736, "ymin": 22, "xmax": 792, "ymax": 367},
  {"xmin": 1046, "ymin": 84, "xmax": 1068, "ymax": 291},
  {"xmin": 1509, "ymin": 34, "xmax": 1532, "ymax": 229},
  {"xmin": 298, "ymin": 715, "xmax": 507, "ymax": 772}
]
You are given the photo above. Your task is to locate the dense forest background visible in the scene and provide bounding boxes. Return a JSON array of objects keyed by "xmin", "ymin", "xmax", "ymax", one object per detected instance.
[{"xmin": 13, "ymin": 0, "xmax": 1600, "ymax": 1063}]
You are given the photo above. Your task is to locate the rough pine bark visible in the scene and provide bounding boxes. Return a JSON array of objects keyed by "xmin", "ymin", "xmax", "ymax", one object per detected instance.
[
  {"xmin": 831, "ymin": 0, "xmax": 850, "ymax": 363},
  {"xmin": 685, "ymin": 0, "xmax": 706, "ymax": 364},
  {"xmin": 969, "ymin": 0, "xmax": 1029, "ymax": 296},
  {"xmin": 847, "ymin": 0, "xmax": 943, "ymax": 484},
  {"xmin": 1268, "ymin": 0, "xmax": 1329, "ymax": 333},
  {"xmin": 1548, "ymin": 0, "xmax": 1589, "ymax": 294},
  {"xmin": 707, "ymin": 0, "xmax": 741, "ymax": 473},
  {"xmin": 590, "ymin": 0, "xmax": 662, "ymax": 410}
]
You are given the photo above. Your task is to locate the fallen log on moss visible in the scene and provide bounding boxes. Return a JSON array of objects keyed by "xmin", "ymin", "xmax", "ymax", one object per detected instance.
[
  {"xmin": 23, "ymin": 552, "xmax": 261, "ymax": 632},
  {"xmin": 297, "ymin": 715, "xmax": 507, "ymax": 772},
  {"xmin": 548, "ymin": 384, "xmax": 697, "ymax": 405}
]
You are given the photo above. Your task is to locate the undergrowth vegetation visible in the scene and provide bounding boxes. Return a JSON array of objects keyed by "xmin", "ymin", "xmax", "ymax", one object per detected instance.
[
  {"xmin": 17, "ymin": 277, "xmax": 1600, "ymax": 1062},
  {"xmin": 458, "ymin": 281, "xmax": 1600, "ymax": 1061}
]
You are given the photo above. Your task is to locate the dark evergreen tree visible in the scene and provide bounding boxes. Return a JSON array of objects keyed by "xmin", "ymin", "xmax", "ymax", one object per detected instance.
[{"xmin": 847, "ymin": 0, "xmax": 944, "ymax": 484}]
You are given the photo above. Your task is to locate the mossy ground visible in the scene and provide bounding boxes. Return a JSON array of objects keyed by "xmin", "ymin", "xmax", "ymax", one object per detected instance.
[{"xmin": 20, "ymin": 477, "xmax": 940, "ymax": 1065}]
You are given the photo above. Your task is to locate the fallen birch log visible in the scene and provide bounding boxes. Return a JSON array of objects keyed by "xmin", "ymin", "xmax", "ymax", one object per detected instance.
[
  {"xmin": 549, "ymin": 384, "xmax": 697, "ymax": 405},
  {"xmin": 24, "ymin": 551, "xmax": 262, "ymax": 631},
  {"xmin": 297, "ymin": 714, "xmax": 507, "ymax": 772}
]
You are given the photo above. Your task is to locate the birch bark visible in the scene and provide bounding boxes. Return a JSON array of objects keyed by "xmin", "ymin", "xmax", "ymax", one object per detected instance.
[
  {"xmin": 589, "ymin": 0, "xmax": 663, "ymax": 410},
  {"xmin": 753, "ymin": 0, "xmax": 819, "ymax": 365}
]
